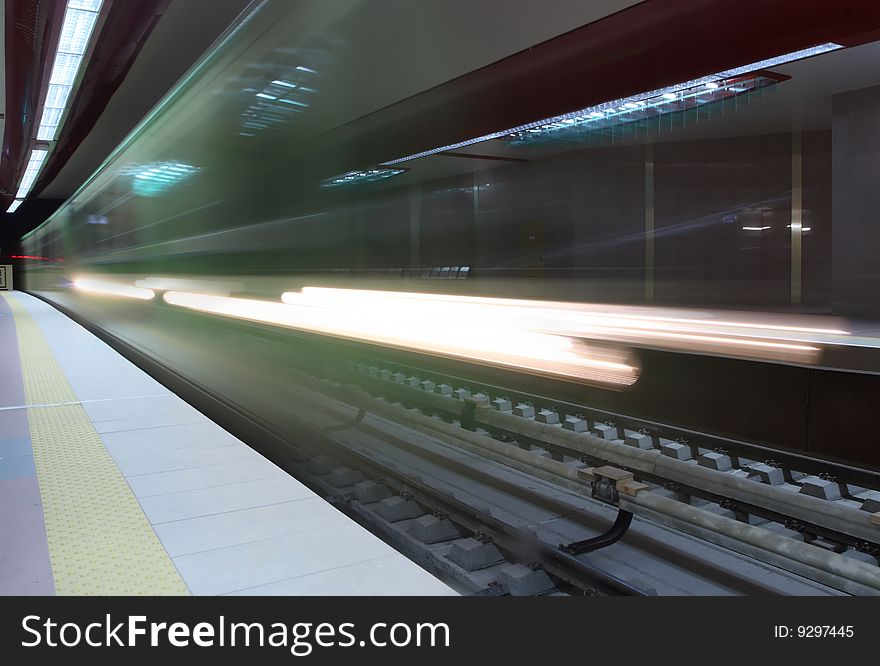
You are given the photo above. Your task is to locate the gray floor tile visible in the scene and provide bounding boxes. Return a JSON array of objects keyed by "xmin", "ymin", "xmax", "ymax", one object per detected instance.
[
  {"xmin": 102, "ymin": 421, "xmax": 243, "ymax": 456},
  {"xmin": 0, "ymin": 410, "xmax": 29, "ymax": 439},
  {"xmin": 65, "ymin": 372, "xmax": 172, "ymax": 402},
  {"xmin": 0, "ymin": 454, "xmax": 36, "ymax": 480},
  {"xmin": 127, "ymin": 458, "xmax": 286, "ymax": 497},
  {"xmin": 142, "ymin": 476, "xmax": 315, "ymax": 524},
  {"xmin": 0, "ymin": 436, "xmax": 33, "ymax": 457},
  {"xmin": 0, "ymin": 374, "xmax": 25, "ymax": 408},
  {"xmin": 111, "ymin": 442, "xmax": 262, "ymax": 477},
  {"xmin": 0, "ymin": 477, "xmax": 55, "ymax": 594},
  {"xmin": 83, "ymin": 393, "xmax": 202, "ymax": 421},
  {"xmin": 225, "ymin": 553, "xmax": 455, "ymax": 596},
  {"xmin": 154, "ymin": 498, "xmax": 350, "ymax": 556},
  {"xmin": 86, "ymin": 395, "xmax": 208, "ymax": 433},
  {"xmin": 0, "ymin": 299, "xmax": 25, "ymax": 410},
  {"xmin": 173, "ymin": 523, "xmax": 401, "ymax": 595}
]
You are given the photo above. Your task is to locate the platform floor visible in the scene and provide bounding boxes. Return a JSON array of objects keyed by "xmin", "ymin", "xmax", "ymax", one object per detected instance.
[{"xmin": 0, "ymin": 291, "xmax": 454, "ymax": 596}]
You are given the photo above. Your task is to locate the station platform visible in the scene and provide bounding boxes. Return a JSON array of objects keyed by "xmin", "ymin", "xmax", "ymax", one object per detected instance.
[{"xmin": 0, "ymin": 291, "xmax": 454, "ymax": 596}]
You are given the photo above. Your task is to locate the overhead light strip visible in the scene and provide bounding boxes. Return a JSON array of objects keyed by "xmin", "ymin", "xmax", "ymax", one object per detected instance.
[
  {"xmin": 321, "ymin": 168, "xmax": 407, "ymax": 188},
  {"xmin": 715, "ymin": 43, "xmax": 842, "ymax": 78},
  {"xmin": 379, "ymin": 43, "xmax": 842, "ymax": 166},
  {"xmin": 506, "ymin": 74, "xmax": 777, "ymax": 145},
  {"xmin": 15, "ymin": 149, "xmax": 50, "ymax": 199},
  {"xmin": 6, "ymin": 200, "xmax": 25, "ymax": 214},
  {"xmin": 36, "ymin": 0, "xmax": 104, "ymax": 142}
]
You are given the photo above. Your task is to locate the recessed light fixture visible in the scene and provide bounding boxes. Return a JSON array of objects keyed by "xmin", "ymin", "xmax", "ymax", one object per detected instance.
[{"xmin": 379, "ymin": 43, "xmax": 842, "ymax": 166}]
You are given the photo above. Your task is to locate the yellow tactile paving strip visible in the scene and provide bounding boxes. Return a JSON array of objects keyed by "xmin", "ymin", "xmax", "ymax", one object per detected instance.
[{"xmin": 1, "ymin": 292, "xmax": 189, "ymax": 595}]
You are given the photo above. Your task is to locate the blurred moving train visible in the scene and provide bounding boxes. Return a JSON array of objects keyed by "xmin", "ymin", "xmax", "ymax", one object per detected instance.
[{"xmin": 16, "ymin": 0, "xmax": 880, "ymax": 467}]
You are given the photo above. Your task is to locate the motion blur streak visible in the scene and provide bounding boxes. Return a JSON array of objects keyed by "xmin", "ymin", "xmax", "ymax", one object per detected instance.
[
  {"xmin": 297, "ymin": 288, "xmax": 847, "ymax": 334},
  {"xmin": 289, "ymin": 288, "xmax": 827, "ymax": 364},
  {"xmin": 163, "ymin": 290, "xmax": 640, "ymax": 387},
  {"xmin": 72, "ymin": 278, "xmax": 155, "ymax": 300},
  {"xmin": 593, "ymin": 313, "xmax": 849, "ymax": 337},
  {"xmin": 134, "ymin": 277, "xmax": 243, "ymax": 296}
]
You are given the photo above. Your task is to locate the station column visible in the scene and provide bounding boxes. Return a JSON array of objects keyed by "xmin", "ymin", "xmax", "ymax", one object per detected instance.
[{"xmin": 832, "ymin": 84, "xmax": 880, "ymax": 317}]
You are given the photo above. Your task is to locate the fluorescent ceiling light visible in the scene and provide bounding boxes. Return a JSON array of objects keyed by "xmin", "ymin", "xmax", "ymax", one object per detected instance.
[
  {"xmin": 16, "ymin": 149, "xmax": 50, "ymax": 199},
  {"xmin": 37, "ymin": 126, "xmax": 59, "ymax": 141},
  {"xmin": 69, "ymin": 0, "xmax": 102, "ymax": 10},
  {"xmin": 380, "ymin": 43, "xmax": 843, "ymax": 166},
  {"xmin": 49, "ymin": 53, "xmax": 83, "ymax": 86},
  {"xmin": 36, "ymin": 1, "xmax": 103, "ymax": 143},
  {"xmin": 717, "ymin": 43, "xmax": 841, "ymax": 78},
  {"xmin": 39, "ymin": 107, "xmax": 65, "ymax": 127},
  {"xmin": 58, "ymin": 8, "xmax": 99, "ymax": 53},
  {"xmin": 6, "ymin": 200, "xmax": 24, "ymax": 214},
  {"xmin": 742, "ymin": 225, "xmax": 771, "ymax": 231},
  {"xmin": 44, "ymin": 83, "xmax": 73, "ymax": 108},
  {"xmin": 507, "ymin": 74, "xmax": 776, "ymax": 146}
]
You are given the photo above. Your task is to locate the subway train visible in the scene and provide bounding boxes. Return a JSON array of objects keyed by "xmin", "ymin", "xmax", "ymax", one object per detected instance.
[{"xmin": 17, "ymin": 0, "xmax": 880, "ymax": 468}]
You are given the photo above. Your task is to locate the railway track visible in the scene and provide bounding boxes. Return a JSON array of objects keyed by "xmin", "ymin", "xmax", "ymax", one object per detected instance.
[
  {"xmin": 262, "ymin": 336, "xmax": 880, "ymax": 594},
  {"xmin": 338, "ymin": 358, "xmax": 880, "ymax": 552},
  {"xmin": 276, "ymin": 374, "xmax": 848, "ymax": 595}
]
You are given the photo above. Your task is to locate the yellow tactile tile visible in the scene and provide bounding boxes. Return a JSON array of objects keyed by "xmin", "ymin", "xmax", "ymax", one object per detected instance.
[{"xmin": 2, "ymin": 292, "xmax": 189, "ymax": 595}]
